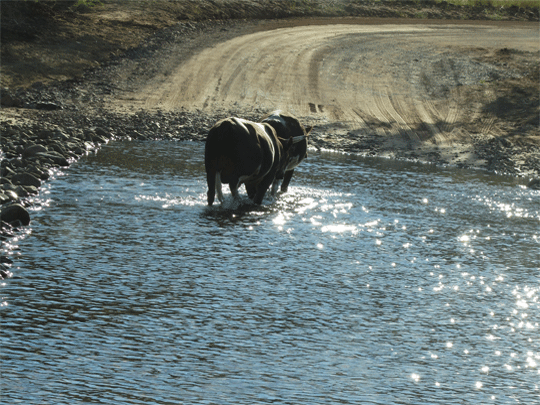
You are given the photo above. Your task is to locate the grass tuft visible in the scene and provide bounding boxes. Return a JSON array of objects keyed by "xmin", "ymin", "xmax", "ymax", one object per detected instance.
[{"xmin": 435, "ymin": 0, "xmax": 540, "ymax": 9}]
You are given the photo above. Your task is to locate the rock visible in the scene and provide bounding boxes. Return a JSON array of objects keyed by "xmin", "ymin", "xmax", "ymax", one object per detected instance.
[
  {"xmin": 10, "ymin": 158, "xmax": 24, "ymax": 168},
  {"xmin": 84, "ymin": 129, "xmax": 96, "ymax": 142},
  {"xmin": 22, "ymin": 185, "xmax": 39, "ymax": 195},
  {"xmin": 37, "ymin": 129, "xmax": 55, "ymax": 140},
  {"xmin": 52, "ymin": 129, "xmax": 70, "ymax": 141},
  {"xmin": 14, "ymin": 186, "xmax": 29, "ymax": 198},
  {"xmin": 11, "ymin": 172, "xmax": 41, "ymax": 188},
  {"xmin": 528, "ymin": 178, "xmax": 540, "ymax": 190},
  {"xmin": 0, "ymin": 193, "xmax": 11, "ymax": 204},
  {"xmin": 25, "ymin": 164, "xmax": 47, "ymax": 180},
  {"xmin": 23, "ymin": 144, "xmax": 48, "ymax": 158},
  {"xmin": 34, "ymin": 151, "xmax": 70, "ymax": 167},
  {"xmin": 0, "ymin": 203, "xmax": 30, "ymax": 227},
  {"xmin": 0, "ymin": 256, "xmax": 13, "ymax": 265},
  {"xmin": 3, "ymin": 190, "xmax": 19, "ymax": 202},
  {"xmin": 72, "ymin": 146, "xmax": 86, "ymax": 156},
  {"xmin": 1, "ymin": 166, "xmax": 16, "ymax": 178},
  {"xmin": 0, "ymin": 88, "xmax": 23, "ymax": 108},
  {"xmin": 91, "ymin": 134, "xmax": 108, "ymax": 143},
  {"xmin": 1, "ymin": 183, "xmax": 17, "ymax": 192},
  {"xmin": 34, "ymin": 101, "xmax": 62, "ymax": 111},
  {"xmin": 47, "ymin": 141, "xmax": 69, "ymax": 157},
  {"xmin": 37, "ymin": 168, "xmax": 50, "ymax": 181},
  {"xmin": 500, "ymin": 138, "xmax": 512, "ymax": 148},
  {"xmin": 94, "ymin": 127, "xmax": 110, "ymax": 138},
  {"xmin": 0, "ymin": 268, "xmax": 11, "ymax": 280}
]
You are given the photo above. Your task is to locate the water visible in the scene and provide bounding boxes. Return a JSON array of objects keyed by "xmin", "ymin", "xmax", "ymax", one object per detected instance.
[{"xmin": 1, "ymin": 141, "xmax": 539, "ymax": 404}]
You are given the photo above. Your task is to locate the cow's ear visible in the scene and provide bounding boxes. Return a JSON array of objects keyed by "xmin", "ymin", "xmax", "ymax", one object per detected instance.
[{"xmin": 304, "ymin": 126, "xmax": 313, "ymax": 136}]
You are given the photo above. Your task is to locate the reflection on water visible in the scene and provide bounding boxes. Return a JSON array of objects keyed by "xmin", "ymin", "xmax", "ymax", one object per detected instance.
[{"xmin": 1, "ymin": 141, "xmax": 539, "ymax": 404}]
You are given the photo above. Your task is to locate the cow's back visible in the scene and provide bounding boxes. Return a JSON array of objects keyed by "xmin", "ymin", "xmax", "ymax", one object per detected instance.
[
  {"xmin": 205, "ymin": 117, "xmax": 280, "ymax": 184},
  {"xmin": 262, "ymin": 111, "xmax": 305, "ymax": 139},
  {"xmin": 261, "ymin": 110, "xmax": 308, "ymax": 170},
  {"xmin": 206, "ymin": 118, "xmax": 261, "ymax": 183}
]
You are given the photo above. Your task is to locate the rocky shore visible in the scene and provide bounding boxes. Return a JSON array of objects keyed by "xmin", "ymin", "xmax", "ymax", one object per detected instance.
[{"xmin": 2, "ymin": 96, "xmax": 538, "ymax": 234}]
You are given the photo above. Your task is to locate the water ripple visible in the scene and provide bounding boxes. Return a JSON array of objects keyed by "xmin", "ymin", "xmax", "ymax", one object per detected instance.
[{"xmin": 1, "ymin": 141, "xmax": 538, "ymax": 404}]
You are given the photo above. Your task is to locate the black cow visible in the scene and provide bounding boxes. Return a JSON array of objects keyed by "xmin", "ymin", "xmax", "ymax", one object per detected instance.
[
  {"xmin": 261, "ymin": 110, "xmax": 312, "ymax": 193},
  {"xmin": 205, "ymin": 117, "xmax": 306, "ymax": 206}
]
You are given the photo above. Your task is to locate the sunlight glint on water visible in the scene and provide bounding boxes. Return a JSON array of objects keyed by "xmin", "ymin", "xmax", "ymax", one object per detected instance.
[{"xmin": 1, "ymin": 141, "xmax": 538, "ymax": 404}]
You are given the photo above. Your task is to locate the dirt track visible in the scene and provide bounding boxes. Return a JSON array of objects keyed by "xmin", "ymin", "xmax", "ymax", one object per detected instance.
[{"xmin": 98, "ymin": 19, "xmax": 539, "ymax": 173}]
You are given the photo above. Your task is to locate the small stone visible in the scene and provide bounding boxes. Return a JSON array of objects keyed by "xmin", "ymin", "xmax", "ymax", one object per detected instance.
[
  {"xmin": 0, "ymin": 88, "xmax": 23, "ymax": 107},
  {"xmin": 0, "ymin": 203, "xmax": 30, "ymax": 227},
  {"xmin": 37, "ymin": 129, "xmax": 55, "ymax": 140},
  {"xmin": 0, "ymin": 166, "xmax": 15, "ymax": 177},
  {"xmin": 14, "ymin": 186, "xmax": 29, "ymax": 198},
  {"xmin": 22, "ymin": 185, "xmax": 39, "ymax": 195},
  {"xmin": 34, "ymin": 102, "xmax": 62, "ymax": 111},
  {"xmin": 94, "ymin": 127, "xmax": 110, "ymax": 138},
  {"xmin": 3, "ymin": 190, "xmax": 18, "ymax": 201},
  {"xmin": 91, "ymin": 134, "xmax": 108, "ymax": 143},
  {"xmin": 0, "ymin": 193, "xmax": 11, "ymax": 204},
  {"xmin": 34, "ymin": 152, "xmax": 69, "ymax": 167},
  {"xmin": 47, "ymin": 142, "xmax": 69, "ymax": 157},
  {"xmin": 52, "ymin": 129, "xmax": 70, "ymax": 141},
  {"xmin": 11, "ymin": 172, "xmax": 41, "ymax": 188},
  {"xmin": 528, "ymin": 178, "xmax": 540, "ymax": 190},
  {"xmin": 23, "ymin": 144, "xmax": 48, "ymax": 158}
]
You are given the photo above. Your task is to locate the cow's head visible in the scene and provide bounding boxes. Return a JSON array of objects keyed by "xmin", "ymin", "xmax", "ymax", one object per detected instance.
[{"xmin": 276, "ymin": 135, "xmax": 307, "ymax": 179}]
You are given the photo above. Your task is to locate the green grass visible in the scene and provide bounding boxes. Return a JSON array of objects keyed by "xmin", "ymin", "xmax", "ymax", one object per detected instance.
[
  {"xmin": 72, "ymin": 0, "xmax": 102, "ymax": 7},
  {"xmin": 26, "ymin": 0, "xmax": 103, "ymax": 8}
]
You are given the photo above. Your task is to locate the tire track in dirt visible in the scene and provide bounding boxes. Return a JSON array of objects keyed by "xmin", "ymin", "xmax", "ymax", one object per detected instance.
[
  {"xmin": 116, "ymin": 22, "xmax": 538, "ymax": 153},
  {"xmin": 444, "ymin": 88, "xmax": 461, "ymax": 133},
  {"xmin": 137, "ymin": 25, "xmax": 433, "ymax": 113},
  {"xmin": 479, "ymin": 88, "xmax": 498, "ymax": 135}
]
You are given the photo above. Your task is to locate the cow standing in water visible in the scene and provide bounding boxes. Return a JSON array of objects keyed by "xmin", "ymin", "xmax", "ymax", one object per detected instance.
[
  {"xmin": 205, "ymin": 117, "xmax": 306, "ymax": 206},
  {"xmin": 261, "ymin": 110, "xmax": 312, "ymax": 193}
]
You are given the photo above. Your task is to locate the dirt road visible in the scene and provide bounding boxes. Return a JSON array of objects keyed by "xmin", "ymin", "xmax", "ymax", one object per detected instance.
[
  {"xmin": 103, "ymin": 19, "xmax": 539, "ymax": 173},
  {"xmin": 1, "ymin": 5, "xmax": 540, "ymax": 234}
]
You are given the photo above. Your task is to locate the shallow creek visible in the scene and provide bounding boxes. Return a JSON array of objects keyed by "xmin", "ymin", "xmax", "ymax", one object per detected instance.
[{"xmin": 1, "ymin": 140, "xmax": 539, "ymax": 404}]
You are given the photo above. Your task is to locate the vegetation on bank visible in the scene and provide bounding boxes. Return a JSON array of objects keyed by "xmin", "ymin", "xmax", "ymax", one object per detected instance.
[
  {"xmin": 2, "ymin": 0, "xmax": 537, "ymax": 89},
  {"xmin": 437, "ymin": 0, "xmax": 539, "ymax": 8},
  {"xmin": 11, "ymin": 0, "xmax": 540, "ymax": 18}
]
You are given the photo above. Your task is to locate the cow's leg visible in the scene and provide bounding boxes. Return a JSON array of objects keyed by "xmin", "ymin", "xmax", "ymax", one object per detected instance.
[
  {"xmin": 253, "ymin": 186, "xmax": 270, "ymax": 205},
  {"xmin": 270, "ymin": 179, "xmax": 280, "ymax": 196},
  {"xmin": 207, "ymin": 171, "xmax": 216, "ymax": 206},
  {"xmin": 253, "ymin": 177, "xmax": 274, "ymax": 205},
  {"xmin": 229, "ymin": 176, "xmax": 241, "ymax": 200},
  {"xmin": 215, "ymin": 172, "xmax": 224, "ymax": 203},
  {"xmin": 280, "ymin": 170, "xmax": 294, "ymax": 193},
  {"xmin": 246, "ymin": 184, "xmax": 257, "ymax": 200}
]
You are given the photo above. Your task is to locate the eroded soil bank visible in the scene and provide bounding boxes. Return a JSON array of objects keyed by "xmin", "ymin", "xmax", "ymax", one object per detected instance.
[{"xmin": 1, "ymin": 1, "xmax": 539, "ymax": 251}]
